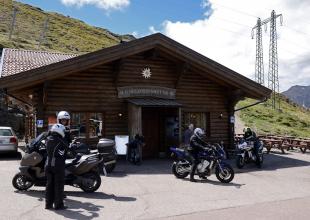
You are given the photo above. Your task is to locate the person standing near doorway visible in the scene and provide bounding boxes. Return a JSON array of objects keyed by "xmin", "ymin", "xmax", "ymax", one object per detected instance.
[{"xmin": 183, "ymin": 124, "xmax": 194, "ymax": 145}]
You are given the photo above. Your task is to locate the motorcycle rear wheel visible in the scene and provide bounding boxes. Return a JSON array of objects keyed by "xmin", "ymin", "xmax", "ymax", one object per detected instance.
[
  {"xmin": 172, "ymin": 161, "xmax": 190, "ymax": 179},
  {"xmin": 79, "ymin": 172, "xmax": 101, "ymax": 193},
  {"xmin": 215, "ymin": 164, "xmax": 234, "ymax": 183},
  {"xmin": 12, "ymin": 173, "xmax": 34, "ymax": 191}
]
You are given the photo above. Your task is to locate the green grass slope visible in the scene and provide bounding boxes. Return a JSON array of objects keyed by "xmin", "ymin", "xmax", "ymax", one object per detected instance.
[
  {"xmin": 0, "ymin": 0, "xmax": 134, "ymax": 53},
  {"xmin": 237, "ymin": 95, "xmax": 310, "ymax": 138}
]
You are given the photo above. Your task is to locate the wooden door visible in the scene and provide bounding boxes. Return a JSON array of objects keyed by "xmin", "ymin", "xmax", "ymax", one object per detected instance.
[{"xmin": 142, "ymin": 108, "xmax": 160, "ymax": 158}]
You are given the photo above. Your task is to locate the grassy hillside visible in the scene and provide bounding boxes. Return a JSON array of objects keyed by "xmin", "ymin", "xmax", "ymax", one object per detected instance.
[
  {"xmin": 237, "ymin": 95, "xmax": 310, "ymax": 138},
  {"xmin": 0, "ymin": 0, "xmax": 134, "ymax": 53}
]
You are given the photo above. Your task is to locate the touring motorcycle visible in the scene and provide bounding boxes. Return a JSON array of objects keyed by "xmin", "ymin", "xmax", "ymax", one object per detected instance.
[
  {"xmin": 235, "ymin": 139, "xmax": 264, "ymax": 169},
  {"xmin": 170, "ymin": 144, "xmax": 234, "ymax": 183},
  {"xmin": 12, "ymin": 133, "xmax": 105, "ymax": 192}
]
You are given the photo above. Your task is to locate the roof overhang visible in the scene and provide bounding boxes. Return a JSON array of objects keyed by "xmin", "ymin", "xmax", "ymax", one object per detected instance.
[{"xmin": 0, "ymin": 33, "xmax": 271, "ymax": 100}]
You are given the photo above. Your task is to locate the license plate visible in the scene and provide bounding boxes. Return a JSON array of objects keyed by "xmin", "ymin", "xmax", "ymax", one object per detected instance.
[{"xmin": 0, "ymin": 139, "xmax": 9, "ymax": 144}]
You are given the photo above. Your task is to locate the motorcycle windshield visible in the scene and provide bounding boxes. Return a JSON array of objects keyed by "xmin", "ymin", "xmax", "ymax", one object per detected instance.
[{"xmin": 29, "ymin": 132, "xmax": 48, "ymax": 150}]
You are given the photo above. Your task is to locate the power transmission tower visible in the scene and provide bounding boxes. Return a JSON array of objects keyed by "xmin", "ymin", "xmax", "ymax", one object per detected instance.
[
  {"xmin": 251, "ymin": 10, "xmax": 282, "ymax": 109},
  {"xmin": 38, "ymin": 17, "xmax": 49, "ymax": 49},
  {"xmin": 252, "ymin": 18, "xmax": 264, "ymax": 85},
  {"xmin": 268, "ymin": 10, "xmax": 283, "ymax": 109},
  {"xmin": 9, "ymin": 6, "xmax": 17, "ymax": 40}
]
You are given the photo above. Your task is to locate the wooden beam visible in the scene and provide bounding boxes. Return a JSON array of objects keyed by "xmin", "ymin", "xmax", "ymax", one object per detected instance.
[{"xmin": 113, "ymin": 59, "xmax": 125, "ymax": 87}]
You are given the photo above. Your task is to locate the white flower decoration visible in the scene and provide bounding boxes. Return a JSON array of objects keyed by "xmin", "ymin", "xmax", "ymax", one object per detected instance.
[{"xmin": 142, "ymin": 67, "xmax": 151, "ymax": 79}]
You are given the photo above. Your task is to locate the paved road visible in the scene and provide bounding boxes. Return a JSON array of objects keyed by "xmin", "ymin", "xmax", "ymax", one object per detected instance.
[{"xmin": 0, "ymin": 149, "xmax": 309, "ymax": 220}]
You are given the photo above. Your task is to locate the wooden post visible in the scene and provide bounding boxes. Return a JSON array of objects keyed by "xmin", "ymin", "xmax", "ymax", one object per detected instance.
[
  {"xmin": 128, "ymin": 103, "xmax": 142, "ymax": 160},
  {"xmin": 178, "ymin": 107, "xmax": 182, "ymax": 146}
]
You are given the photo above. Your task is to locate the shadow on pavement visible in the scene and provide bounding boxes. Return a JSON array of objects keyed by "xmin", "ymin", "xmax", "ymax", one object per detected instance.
[
  {"xmin": 15, "ymin": 190, "xmax": 136, "ymax": 220},
  {"xmin": 180, "ymin": 177, "xmax": 245, "ymax": 188},
  {"xmin": 109, "ymin": 152, "xmax": 310, "ymax": 177},
  {"xmin": 65, "ymin": 191, "xmax": 137, "ymax": 202},
  {"xmin": 0, "ymin": 152, "xmax": 21, "ymax": 161}
]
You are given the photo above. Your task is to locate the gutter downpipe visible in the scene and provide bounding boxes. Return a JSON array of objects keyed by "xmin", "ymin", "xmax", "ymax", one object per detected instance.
[{"xmin": 234, "ymin": 97, "xmax": 268, "ymax": 112}]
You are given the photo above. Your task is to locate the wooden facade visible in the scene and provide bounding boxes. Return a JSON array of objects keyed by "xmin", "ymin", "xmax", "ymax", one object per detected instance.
[{"xmin": 0, "ymin": 34, "xmax": 271, "ymax": 157}]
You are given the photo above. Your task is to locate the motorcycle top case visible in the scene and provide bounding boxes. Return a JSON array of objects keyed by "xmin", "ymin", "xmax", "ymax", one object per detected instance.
[
  {"xmin": 97, "ymin": 138, "xmax": 115, "ymax": 154},
  {"xmin": 20, "ymin": 152, "xmax": 43, "ymax": 166}
]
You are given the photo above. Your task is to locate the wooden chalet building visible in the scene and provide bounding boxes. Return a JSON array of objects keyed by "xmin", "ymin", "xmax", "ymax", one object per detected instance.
[{"xmin": 0, "ymin": 33, "xmax": 271, "ymax": 158}]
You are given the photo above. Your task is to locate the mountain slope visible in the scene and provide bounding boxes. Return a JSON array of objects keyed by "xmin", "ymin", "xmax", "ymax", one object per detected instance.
[
  {"xmin": 282, "ymin": 85, "xmax": 310, "ymax": 109},
  {"xmin": 0, "ymin": 0, "xmax": 134, "ymax": 53},
  {"xmin": 236, "ymin": 96, "xmax": 310, "ymax": 137}
]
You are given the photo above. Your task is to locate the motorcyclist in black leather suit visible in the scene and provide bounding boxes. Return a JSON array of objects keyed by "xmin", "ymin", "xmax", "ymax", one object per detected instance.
[
  {"xmin": 188, "ymin": 128, "xmax": 210, "ymax": 182},
  {"xmin": 45, "ymin": 124, "xmax": 69, "ymax": 210}
]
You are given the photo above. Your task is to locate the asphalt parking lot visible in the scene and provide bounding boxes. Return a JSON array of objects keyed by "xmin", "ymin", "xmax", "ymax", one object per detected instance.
[{"xmin": 0, "ymin": 149, "xmax": 309, "ymax": 220}]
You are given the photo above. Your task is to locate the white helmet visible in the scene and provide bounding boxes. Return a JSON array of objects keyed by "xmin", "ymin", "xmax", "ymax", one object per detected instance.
[
  {"xmin": 50, "ymin": 124, "xmax": 65, "ymax": 138},
  {"xmin": 57, "ymin": 111, "xmax": 70, "ymax": 126},
  {"xmin": 194, "ymin": 128, "xmax": 205, "ymax": 139}
]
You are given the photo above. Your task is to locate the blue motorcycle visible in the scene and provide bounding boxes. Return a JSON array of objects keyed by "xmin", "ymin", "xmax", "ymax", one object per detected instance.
[{"xmin": 170, "ymin": 144, "xmax": 234, "ymax": 183}]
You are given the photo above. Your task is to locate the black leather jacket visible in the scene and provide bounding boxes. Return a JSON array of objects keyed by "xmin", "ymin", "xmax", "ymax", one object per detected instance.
[
  {"xmin": 45, "ymin": 133, "xmax": 69, "ymax": 170},
  {"xmin": 189, "ymin": 135, "xmax": 210, "ymax": 154}
]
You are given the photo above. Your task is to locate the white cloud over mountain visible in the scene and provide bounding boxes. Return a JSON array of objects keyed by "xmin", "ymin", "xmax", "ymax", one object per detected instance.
[
  {"xmin": 161, "ymin": 0, "xmax": 310, "ymax": 91},
  {"xmin": 60, "ymin": 0, "xmax": 130, "ymax": 11}
]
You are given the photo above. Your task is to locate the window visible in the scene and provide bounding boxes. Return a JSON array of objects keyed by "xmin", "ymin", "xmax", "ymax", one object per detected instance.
[
  {"xmin": 0, "ymin": 129, "xmax": 13, "ymax": 136},
  {"xmin": 71, "ymin": 113, "xmax": 87, "ymax": 138},
  {"xmin": 71, "ymin": 112, "xmax": 104, "ymax": 138},
  {"xmin": 182, "ymin": 112, "xmax": 210, "ymax": 137},
  {"xmin": 89, "ymin": 113, "xmax": 103, "ymax": 138}
]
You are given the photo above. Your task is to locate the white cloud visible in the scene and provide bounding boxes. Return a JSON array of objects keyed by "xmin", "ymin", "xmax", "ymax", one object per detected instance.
[
  {"xmin": 61, "ymin": 0, "xmax": 130, "ymax": 11},
  {"xmin": 161, "ymin": 0, "xmax": 310, "ymax": 92},
  {"xmin": 149, "ymin": 26, "xmax": 159, "ymax": 34}
]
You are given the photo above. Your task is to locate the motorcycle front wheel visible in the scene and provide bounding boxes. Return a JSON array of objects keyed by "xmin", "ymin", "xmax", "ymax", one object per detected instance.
[
  {"xmin": 236, "ymin": 155, "xmax": 245, "ymax": 169},
  {"xmin": 12, "ymin": 173, "xmax": 34, "ymax": 191},
  {"xmin": 79, "ymin": 172, "xmax": 101, "ymax": 193},
  {"xmin": 172, "ymin": 161, "xmax": 190, "ymax": 179},
  {"xmin": 215, "ymin": 164, "xmax": 234, "ymax": 183}
]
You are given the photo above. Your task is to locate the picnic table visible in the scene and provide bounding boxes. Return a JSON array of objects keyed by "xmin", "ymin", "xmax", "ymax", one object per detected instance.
[
  {"xmin": 298, "ymin": 139, "xmax": 310, "ymax": 153},
  {"xmin": 261, "ymin": 138, "xmax": 287, "ymax": 154}
]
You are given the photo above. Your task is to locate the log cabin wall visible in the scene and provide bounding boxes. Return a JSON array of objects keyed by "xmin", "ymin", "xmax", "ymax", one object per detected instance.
[{"xmin": 41, "ymin": 52, "xmax": 230, "ymax": 146}]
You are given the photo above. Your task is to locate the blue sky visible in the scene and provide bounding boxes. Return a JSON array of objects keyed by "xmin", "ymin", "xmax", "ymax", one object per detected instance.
[
  {"xmin": 16, "ymin": 0, "xmax": 310, "ymax": 90},
  {"xmin": 18, "ymin": 0, "xmax": 210, "ymax": 36}
]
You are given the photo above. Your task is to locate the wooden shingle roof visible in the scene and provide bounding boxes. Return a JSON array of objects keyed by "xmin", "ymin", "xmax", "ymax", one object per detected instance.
[{"xmin": 0, "ymin": 48, "xmax": 76, "ymax": 78}]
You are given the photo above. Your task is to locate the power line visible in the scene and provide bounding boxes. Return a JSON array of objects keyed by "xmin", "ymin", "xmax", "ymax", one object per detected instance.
[{"xmin": 212, "ymin": 2, "xmax": 258, "ymax": 19}]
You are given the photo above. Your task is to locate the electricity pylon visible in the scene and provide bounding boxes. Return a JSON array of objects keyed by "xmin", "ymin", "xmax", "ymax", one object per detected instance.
[
  {"xmin": 268, "ymin": 10, "xmax": 282, "ymax": 109},
  {"xmin": 251, "ymin": 10, "xmax": 283, "ymax": 109},
  {"xmin": 252, "ymin": 18, "xmax": 264, "ymax": 85}
]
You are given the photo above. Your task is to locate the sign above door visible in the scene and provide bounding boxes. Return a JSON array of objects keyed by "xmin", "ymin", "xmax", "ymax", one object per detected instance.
[{"xmin": 118, "ymin": 86, "xmax": 176, "ymax": 100}]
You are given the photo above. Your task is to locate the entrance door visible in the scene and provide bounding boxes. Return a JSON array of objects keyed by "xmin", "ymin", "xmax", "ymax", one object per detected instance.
[
  {"xmin": 142, "ymin": 108, "xmax": 160, "ymax": 158},
  {"xmin": 142, "ymin": 107, "xmax": 179, "ymax": 158}
]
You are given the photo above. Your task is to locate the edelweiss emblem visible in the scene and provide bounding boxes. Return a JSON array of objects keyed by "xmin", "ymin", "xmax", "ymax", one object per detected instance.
[{"xmin": 142, "ymin": 67, "xmax": 151, "ymax": 79}]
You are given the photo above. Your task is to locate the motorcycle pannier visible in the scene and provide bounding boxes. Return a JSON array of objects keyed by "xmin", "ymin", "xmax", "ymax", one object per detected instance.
[{"xmin": 97, "ymin": 138, "xmax": 115, "ymax": 154}]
